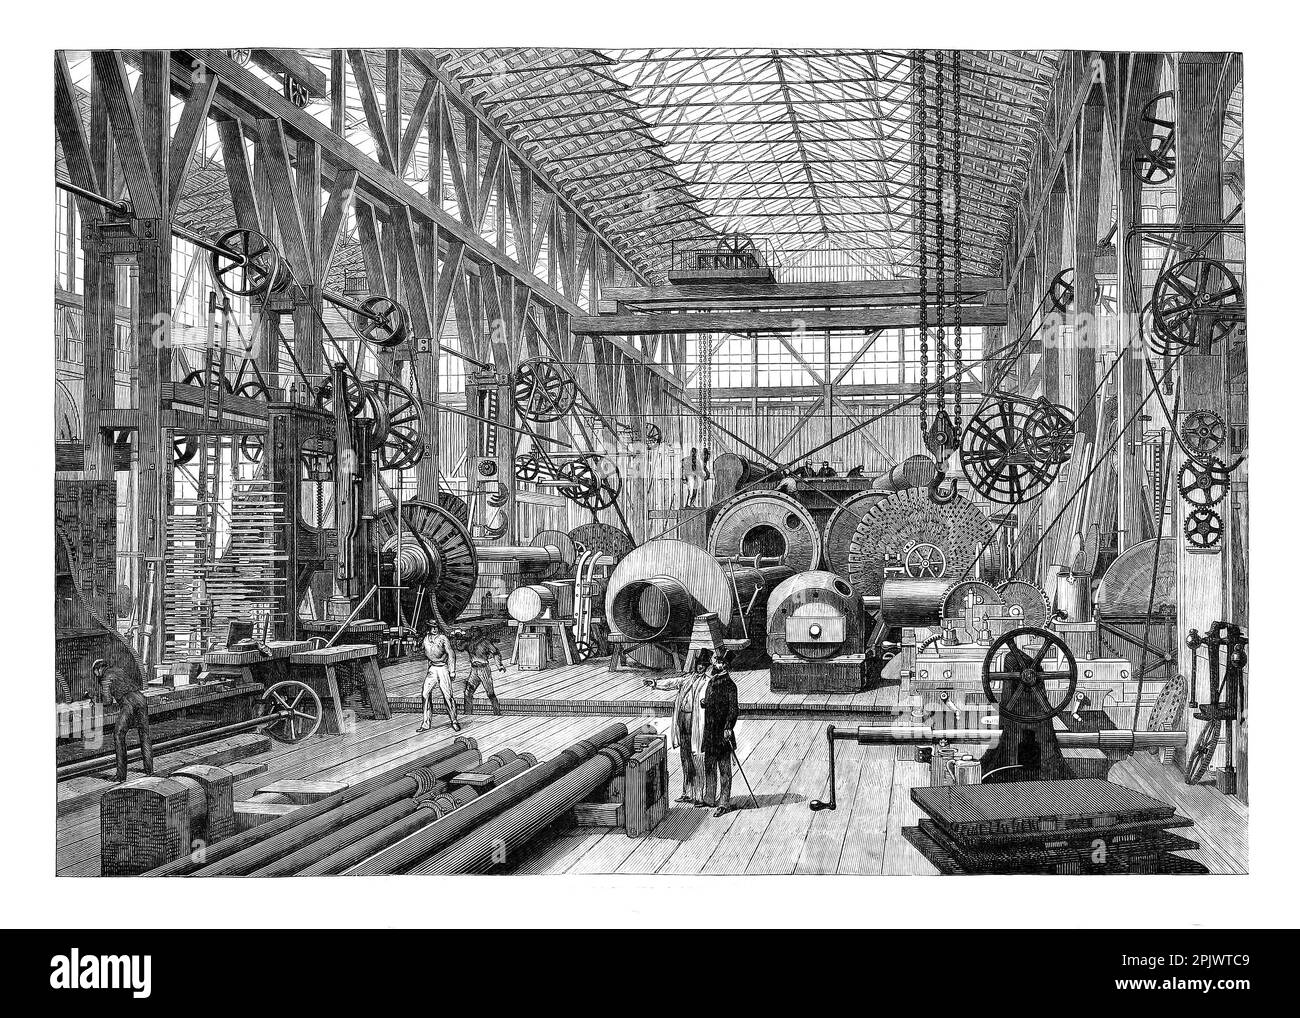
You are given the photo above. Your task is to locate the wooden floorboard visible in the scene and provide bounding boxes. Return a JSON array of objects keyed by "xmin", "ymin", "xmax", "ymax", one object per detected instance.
[{"xmin": 60, "ymin": 655, "xmax": 1249, "ymax": 876}]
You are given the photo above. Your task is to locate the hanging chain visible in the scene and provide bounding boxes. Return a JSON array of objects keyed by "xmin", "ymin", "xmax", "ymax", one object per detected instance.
[
  {"xmin": 917, "ymin": 50, "xmax": 929, "ymax": 434},
  {"xmin": 952, "ymin": 50, "xmax": 963, "ymax": 432},
  {"xmin": 934, "ymin": 51, "xmax": 947, "ymax": 422},
  {"xmin": 698, "ymin": 335, "xmax": 713, "ymax": 452}
]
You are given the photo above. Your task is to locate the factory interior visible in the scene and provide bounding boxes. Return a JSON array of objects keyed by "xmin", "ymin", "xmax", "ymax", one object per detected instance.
[{"xmin": 53, "ymin": 48, "xmax": 1248, "ymax": 878}]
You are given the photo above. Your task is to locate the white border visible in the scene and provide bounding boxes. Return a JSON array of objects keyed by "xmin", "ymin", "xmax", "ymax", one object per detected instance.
[{"xmin": 3, "ymin": 0, "xmax": 1294, "ymax": 928}]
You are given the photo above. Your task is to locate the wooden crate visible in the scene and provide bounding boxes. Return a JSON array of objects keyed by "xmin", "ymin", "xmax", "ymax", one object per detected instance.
[{"xmin": 624, "ymin": 734, "xmax": 669, "ymax": 837}]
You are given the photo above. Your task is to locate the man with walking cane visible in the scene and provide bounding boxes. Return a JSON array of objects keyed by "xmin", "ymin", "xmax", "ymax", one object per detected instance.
[{"xmin": 702, "ymin": 650, "xmax": 744, "ymax": 816}]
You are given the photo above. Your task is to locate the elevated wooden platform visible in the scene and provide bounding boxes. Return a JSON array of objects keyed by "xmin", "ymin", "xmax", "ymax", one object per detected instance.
[{"xmin": 380, "ymin": 657, "xmax": 908, "ymax": 719}]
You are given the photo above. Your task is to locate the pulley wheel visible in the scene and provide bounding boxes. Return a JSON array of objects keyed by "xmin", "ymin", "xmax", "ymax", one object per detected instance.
[
  {"xmin": 210, "ymin": 227, "xmax": 287, "ymax": 297},
  {"xmin": 358, "ymin": 295, "xmax": 409, "ymax": 348},
  {"xmin": 1151, "ymin": 257, "xmax": 1244, "ymax": 351},
  {"xmin": 368, "ymin": 379, "xmax": 426, "ymax": 470},
  {"xmin": 960, "ymin": 393, "xmax": 1073, "ymax": 503},
  {"xmin": 557, "ymin": 454, "xmax": 621, "ymax": 511},
  {"xmin": 316, "ymin": 373, "xmax": 389, "ymax": 448},
  {"xmin": 512, "ymin": 357, "xmax": 577, "ymax": 423}
]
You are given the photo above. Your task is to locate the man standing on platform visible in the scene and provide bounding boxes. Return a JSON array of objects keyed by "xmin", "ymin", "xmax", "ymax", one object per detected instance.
[
  {"xmin": 92, "ymin": 658, "xmax": 154, "ymax": 784},
  {"xmin": 463, "ymin": 626, "xmax": 506, "ymax": 717},
  {"xmin": 417, "ymin": 616, "xmax": 461, "ymax": 733},
  {"xmin": 702, "ymin": 650, "xmax": 740, "ymax": 816},
  {"xmin": 645, "ymin": 651, "xmax": 712, "ymax": 806}
]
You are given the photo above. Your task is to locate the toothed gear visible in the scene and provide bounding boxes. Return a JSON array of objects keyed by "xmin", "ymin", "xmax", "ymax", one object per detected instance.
[
  {"xmin": 1184, "ymin": 507, "xmax": 1223, "ymax": 548},
  {"xmin": 1180, "ymin": 409, "xmax": 1226, "ymax": 457},
  {"xmin": 997, "ymin": 579, "xmax": 1052, "ymax": 628},
  {"xmin": 1178, "ymin": 457, "xmax": 1229, "ymax": 507}
]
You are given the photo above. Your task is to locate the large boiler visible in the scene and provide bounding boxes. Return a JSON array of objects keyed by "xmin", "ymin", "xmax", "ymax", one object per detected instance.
[{"xmin": 766, "ymin": 571, "xmax": 868, "ymax": 693}]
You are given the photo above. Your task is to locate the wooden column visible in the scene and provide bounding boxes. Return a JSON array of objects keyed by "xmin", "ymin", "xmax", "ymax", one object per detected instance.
[
  {"xmin": 1113, "ymin": 53, "xmax": 1161, "ymax": 554},
  {"xmin": 1040, "ymin": 179, "xmax": 1066, "ymax": 403},
  {"xmin": 1072, "ymin": 90, "xmax": 1105, "ymax": 438},
  {"xmin": 134, "ymin": 50, "xmax": 172, "ymax": 668},
  {"xmin": 81, "ymin": 61, "xmax": 116, "ymax": 480},
  {"xmin": 1172, "ymin": 51, "xmax": 1231, "ymax": 769}
]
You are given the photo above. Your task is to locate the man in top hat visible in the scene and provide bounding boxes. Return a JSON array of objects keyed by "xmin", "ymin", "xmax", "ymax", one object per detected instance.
[
  {"xmin": 92, "ymin": 658, "xmax": 153, "ymax": 784},
  {"xmin": 644, "ymin": 650, "xmax": 713, "ymax": 805},
  {"xmin": 701, "ymin": 649, "xmax": 740, "ymax": 816}
]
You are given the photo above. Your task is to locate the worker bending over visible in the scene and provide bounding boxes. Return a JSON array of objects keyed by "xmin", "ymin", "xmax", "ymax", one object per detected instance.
[
  {"xmin": 92, "ymin": 658, "xmax": 154, "ymax": 784},
  {"xmin": 463, "ymin": 627, "xmax": 506, "ymax": 716}
]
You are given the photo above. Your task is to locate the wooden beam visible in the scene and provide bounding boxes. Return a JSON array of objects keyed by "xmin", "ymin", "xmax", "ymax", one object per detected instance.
[
  {"xmin": 398, "ymin": 75, "xmax": 439, "ymax": 176},
  {"xmin": 168, "ymin": 71, "xmax": 217, "ymax": 203},
  {"xmin": 91, "ymin": 51, "xmax": 161, "ymax": 219},
  {"xmin": 347, "ymin": 49, "xmax": 396, "ymax": 171},
  {"xmin": 319, "ymin": 168, "xmax": 358, "ymax": 281},
  {"xmin": 575, "ymin": 304, "xmax": 1008, "ymax": 336},
  {"xmin": 251, "ymin": 49, "xmax": 328, "ymax": 99},
  {"xmin": 254, "ymin": 118, "xmax": 313, "ymax": 282},
  {"xmin": 603, "ymin": 276, "xmax": 1005, "ymax": 309},
  {"xmin": 54, "ymin": 54, "xmax": 102, "ymax": 219}
]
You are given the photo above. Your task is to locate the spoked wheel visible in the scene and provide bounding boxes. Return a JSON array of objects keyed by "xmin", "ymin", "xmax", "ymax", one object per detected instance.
[
  {"xmin": 959, "ymin": 393, "xmax": 1074, "ymax": 503},
  {"xmin": 1133, "ymin": 92, "xmax": 1176, "ymax": 185},
  {"xmin": 557, "ymin": 454, "xmax": 621, "ymax": 511},
  {"xmin": 210, "ymin": 228, "xmax": 287, "ymax": 297},
  {"xmin": 1185, "ymin": 717, "xmax": 1221, "ymax": 785},
  {"xmin": 572, "ymin": 640, "xmax": 593, "ymax": 663},
  {"xmin": 357, "ymin": 295, "xmax": 409, "ymax": 348},
  {"xmin": 1023, "ymin": 398, "xmax": 1077, "ymax": 465},
  {"xmin": 173, "ymin": 435, "xmax": 198, "ymax": 466},
  {"xmin": 1151, "ymin": 257, "xmax": 1244, "ymax": 352},
  {"xmin": 316, "ymin": 372, "xmax": 389, "ymax": 448},
  {"xmin": 234, "ymin": 377, "xmax": 269, "ymax": 401},
  {"xmin": 644, "ymin": 422, "xmax": 663, "ymax": 447},
  {"xmin": 1184, "ymin": 507, "xmax": 1223, "ymax": 548},
  {"xmin": 368, "ymin": 379, "xmax": 426, "ymax": 470},
  {"xmin": 259, "ymin": 680, "xmax": 324, "ymax": 743},
  {"xmin": 182, "ymin": 369, "xmax": 234, "ymax": 394},
  {"xmin": 238, "ymin": 434, "xmax": 265, "ymax": 464},
  {"xmin": 515, "ymin": 453, "xmax": 543, "ymax": 482},
  {"xmin": 904, "ymin": 542, "xmax": 948, "ymax": 579},
  {"xmin": 1048, "ymin": 268, "xmax": 1075, "ymax": 312},
  {"xmin": 512, "ymin": 358, "xmax": 577, "ymax": 423},
  {"xmin": 982, "ymin": 627, "xmax": 1078, "ymax": 724},
  {"xmin": 715, "ymin": 232, "xmax": 760, "ymax": 268}
]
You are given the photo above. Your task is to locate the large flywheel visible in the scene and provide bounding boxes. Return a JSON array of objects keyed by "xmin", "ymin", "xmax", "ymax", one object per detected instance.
[
  {"xmin": 846, "ymin": 487, "xmax": 991, "ymax": 598},
  {"xmin": 373, "ymin": 500, "xmax": 477, "ymax": 628}
]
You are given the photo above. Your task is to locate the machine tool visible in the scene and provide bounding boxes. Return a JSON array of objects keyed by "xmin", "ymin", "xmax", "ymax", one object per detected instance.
[{"xmin": 766, "ymin": 571, "xmax": 868, "ymax": 692}]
